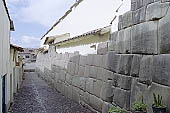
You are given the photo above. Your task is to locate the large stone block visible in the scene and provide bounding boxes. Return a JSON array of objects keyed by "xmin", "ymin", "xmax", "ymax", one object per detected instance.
[
  {"xmin": 116, "ymin": 28, "xmax": 131, "ymax": 54},
  {"xmin": 122, "ymin": 11, "xmax": 133, "ymax": 29},
  {"xmin": 87, "ymin": 54, "xmax": 94, "ymax": 66},
  {"xmin": 72, "ymin": 86, "xmax": 80, "ymax": 103},
  {"xmin": 79, "ymin": 55, "xmax": 87, "ymax": 66},
  {"xmin": 90, "ymin": 94, "xmax": 103, "ymax": 112},
  {"xmin": 72, "ymin": 76, "xmax": 80, "ymax": 87},
  {"xmin": 86, "ymin": 78, "xmax": 94, "ymax": 94},
  {"xmin": 118, "ymin": 15, "xmax": 123, "ymax": 30},
  {"xmin": 113, "ymin": 73, "xmax": 132, "ymax": 90},
  {"xmin": 59, "ymin": 70, "xmax": 66, "ymax": 82},
  {"xmin": 152, "ymin": 55, "xmax": 170, "ymax": 86},
  {"xmin": 146, "ymin": 1, "xmax": 170, "ymax": 21},
  {"xmin": 102, "ymin": 102, "xmax": 113, "ymax": 113},
  {"xmin": 79, "ymin": 77, "xmax": 87, "ymax": 90},
  {"xmin": 130, "ymin": 79, "xmax": 150, "ymax": 111},
  {"xmin": 110, "ymin": 31, "xmax": 118, "ymax": 42},
  {"xmin": 131, "ymin": 21, "xmax": 158, "ymax": 54},
  {"xmin": 71, "ymin": 55, "xmax": 80, "ymax": 64},
  {"xmin": 102, "ymin": 51, "xmax": 116, "ymax": 70},
  {"xmin": 132, "ymin": 6, "xmax": 146, "ymax": 25},
  {"xmin": 110, "ymin": 54, "xmax": 121, "ymax": 73},
  {"xmin": 130, "ymin": 55, "xmax": 143, "ymax": 77},
  {"xmin": 51, "ymin": 65, "xmax": 60, "ymax": 73},
  {"xmin": 92, "ymin": 54, "xmax": 103, "ymax": 67},
  {"xmin": 89, "ymin": 66, "xmax": 98, "ymax": 79},
  {"xmin": 118, "ymin": 54, "xmax": 133, "ymax": 75},
  {"xmin": 70, "ymin": 62, "xmax": 76, "ymax": 75},
  {"xmin": 100, "ymin": 80, "xmax": 114, "ymax": 102},
  {"xmin": 131, "ymin": 0, "xmax": 154, "ymax": 11},
  {"xmin": 97, "ymin": 42, "xmax": 108, "ymax": 55},
  {"xmin": 93, "ymin": 80, "xmax": 103, "ymax": 98},
  {"xmin": 148, "ymin": 82, "xmax": 170, "ymax": 113},
  {"xmin": 78, "ymin": 65, "xmax": 85, "ymax": 77},
  {"xmin": 139, "ymin": 55, "xmax": 153, "ymax": 85},
  {"xmin": 65, "ymin": 73, "xmax": 73, "ymax": 85},
  {"xmin": 159, "ymin": 7, "xmax": 170, "ymax": 54},
  {"xmin": 84, "ymin": 65, "xmax": 90, "ymax": 78},
  {"xmin": 113, "ymin": 87, "xmax": 131, "ymax": 110},
  {"xmin": 97, "ymin": 67, "xmax": 114, "ymax": 82}
]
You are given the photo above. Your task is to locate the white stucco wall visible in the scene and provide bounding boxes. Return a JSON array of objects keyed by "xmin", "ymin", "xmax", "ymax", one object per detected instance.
[
  {"xmin": 41, "ymin": 0, "xmax": 131, "ymax": 47},
  {"xmin": 0, "ymin": 0, "xmax": 11, "ymax": 112}
]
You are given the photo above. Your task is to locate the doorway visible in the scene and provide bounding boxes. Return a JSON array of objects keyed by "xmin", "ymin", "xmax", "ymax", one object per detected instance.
[{"xmin": 2, "ymin": 74, "xmax": 6, "ymax": 113}]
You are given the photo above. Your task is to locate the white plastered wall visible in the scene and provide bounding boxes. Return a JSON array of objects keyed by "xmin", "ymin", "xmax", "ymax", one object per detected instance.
[
  {"xmin": 41, "ymin": 0, "xmax": 131, "ymax": 47},
  {"xmin": 0, "ymin": 0, "xmax": 11, "ymax": 112}
]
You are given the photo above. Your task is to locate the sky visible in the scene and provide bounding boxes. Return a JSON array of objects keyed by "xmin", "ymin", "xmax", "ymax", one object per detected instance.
[{"xmin": 6, "ymin": 0, "xmax": 76, "ymax": 48}]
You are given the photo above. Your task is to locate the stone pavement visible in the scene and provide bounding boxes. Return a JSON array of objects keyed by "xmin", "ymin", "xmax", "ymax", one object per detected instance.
[{"xmin": 8, "ymin": 72, "xmax": 94, "ymax": 113}]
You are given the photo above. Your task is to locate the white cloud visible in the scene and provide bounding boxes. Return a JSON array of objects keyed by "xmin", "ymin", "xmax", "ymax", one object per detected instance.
[
  {"xmin": 15, "ymin": 0, "xmax": 76, "ymax": 27},
  {"xmin": 11, "ymin": 35, "xmax": 40, "ymax": 48}
]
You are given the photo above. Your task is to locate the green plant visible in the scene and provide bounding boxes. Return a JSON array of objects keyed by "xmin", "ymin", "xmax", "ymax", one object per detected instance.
[
  {"xmin": 132, "ymin": 96, "xmax": 147, "ymax": 111},
  {"xmin": 108, "ymin": 106, "xmax": 125, "ymax": 113},
  {"xmin": 153, "ymin": 93, "xmax": 164, "ymax": 108}
]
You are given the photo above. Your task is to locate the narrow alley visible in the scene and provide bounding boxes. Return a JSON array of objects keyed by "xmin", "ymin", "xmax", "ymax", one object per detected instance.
[{"xmin": 8, "ymin": 71, "xmax": 93, "ymax": 113}]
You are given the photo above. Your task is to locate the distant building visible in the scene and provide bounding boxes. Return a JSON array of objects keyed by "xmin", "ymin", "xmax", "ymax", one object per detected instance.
[{"xmin": 19, "ymin": 48, "xmax": 37, "ymax": 63}]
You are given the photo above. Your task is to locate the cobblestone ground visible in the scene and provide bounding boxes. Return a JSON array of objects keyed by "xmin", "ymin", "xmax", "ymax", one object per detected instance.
[{"xmin": 8, "ymin": 72, "xmax": 94, "ymax": 113}]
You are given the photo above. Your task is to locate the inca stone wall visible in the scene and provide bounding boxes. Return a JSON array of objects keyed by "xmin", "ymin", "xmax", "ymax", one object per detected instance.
[{"xmin": 36, "ymin": 0, "xmax": 170, "ymax": 113}]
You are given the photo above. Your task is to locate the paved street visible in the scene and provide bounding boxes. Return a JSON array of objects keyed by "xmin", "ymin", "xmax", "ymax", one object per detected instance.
[{"xmin": 8, "ymin": 72, "xmax": 93, "ymax": 113}]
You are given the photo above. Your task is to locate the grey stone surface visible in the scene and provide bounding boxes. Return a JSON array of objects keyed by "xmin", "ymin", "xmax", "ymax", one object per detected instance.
[
  {"xmin": 113, "ymin": 73, "xmax": 132, "ymax": 90},
  {"xmin": 84, "ymin": 65, "xmax": 90, "ymax": 78},
  {"xmin": 51, "ymin": 65, "xmax": 60, "ymax": 73},
  {"xmin": 92, "ymin": 54, "xmax": 103, "ymax": 67},
  {"xmin": 66, "ymin": 73, "xmax": 73, "ymax": 85},
  {"xmin": 131, "ymin": 0, "xmax": 154, "ymax": 11},
  {"xmin": 116, "ymin": 27, "xmax": 131, "ymax": 54},
  {"xmin": 100, "ymin": 80, "xmax": 114, "ymax": 102},
  {"xmin": 79, "ymin": 77, "xmax": 87, "ymax": 90},
  {"xmin": 161, "ymin": 0, "xmax": 170, "ymax": 2},
  {"xmin": 130, "ymin": 79, "xmax": 150, "ymax": 111},
  {"xmin": 97, "ymin": 67, "xmax": 105, "ymax": 81},
  {"xmin": 159, "ymin": 7, "xmax": 170, "ymax": 54},
  {"xmin": 118, "ymin": 15, "xmax": 123, "ymax": 30},
  {"xmin": 72, "ymin": 86, "xmax": 80, "ymax": 103},
  {"xmin": 113, "ymin": 87, "xmax": 131, "ymax": 110},
  {"xmin": 130, "ymin": 55, "xmax": 143, "ymax": 77},
  {"xmin": 122, "ymin": 11, "xmax": 133, "ymax": 29},
  {"xmin": 110, "ymin": 31, "xmax": 118, "ymax": 42},
  {"xmin": 87, "ymin": 54, "xmax": 94, "ymax": 66},
  {"xmin": 79, "ymin": 56, "xmax": 87, "ymax": 66},
  {"xmin": 89, "ymin": 66, "xmax": 98, "ymax": 79},
  {"xmin": 146, "ymin": 1, "xmax": 170, "ymax": 21},
  {"xmin": 97, "ymin": 42, "xmax": 108, "ymax": 55},
  {"xmin": 148, "ymin": 82, "xmax": 170, "ymax": 113},
  {"xmin": 111, "ymin": 54, "xmax": 121, "ymax": 73},
  {"xmin": 70, "ymin": 62, "xmax": 76, "ymax": 75},
  {"xmin": 59, "ymin": 70, "xmax": 66, "ymax": 82},
  {"xmin": 71, "ymin": 55, "xmax": 80, "ymax": 64},
  {"xmin": 139, "ymin": 55, "xmax": 153, "ymax": 85},
  {"xmin": 102, "ymin": 51, "xmax": 116, "ymax": 70},
  {"xmin": 78, "ymin": 65, "xmax": 85, "ymax": 77},
  {"xmin": 93, "ymin": 80, "xmax": 103, "ymax": 98},
  {"xmin": 131, "ymin": 21, "xmax": 158, "ymax": 54},
  {"xmin": 89, "ymin": 94, "xmax": 103, "ymax": 112},
  {"xmin": 86, "ymin": 78, "xmax": 94, "ymax": 94},
  {"xmin": 132, "ymin": 6, "xmax": 146, "ymax": 25},
  {"xmin": 116, "ymin": 29, "xmax": 124, "ymax": 53},
  {"xmin": 72, "ymin": 76, "xmax": 80, "ymax": 87},
  {"xmin": 118, "ymin": 54, "xmax": 133, "ymax": 75},
  {"xmin": 102, "ymin": 102, "xmax": 113, "ymax": 113},
  {"xmin": 152, "ymin": 55, "xmax": 170, "ymax": 86}
]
